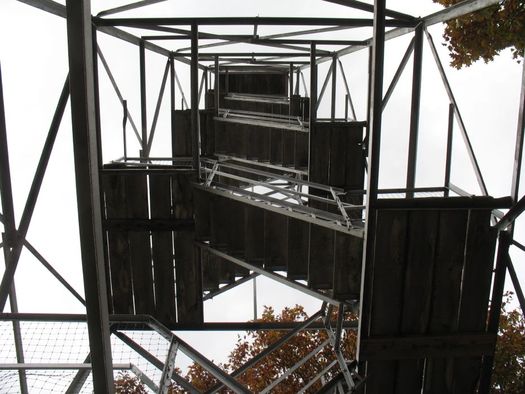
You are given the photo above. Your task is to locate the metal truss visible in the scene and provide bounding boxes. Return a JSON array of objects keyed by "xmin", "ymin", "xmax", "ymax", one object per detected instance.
[{"xmin": 1, "ymin": 0, "xmax": 524, "ymax": 392}]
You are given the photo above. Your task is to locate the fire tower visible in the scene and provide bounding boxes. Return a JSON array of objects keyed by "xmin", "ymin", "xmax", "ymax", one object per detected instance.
[{"xmin": 1, "ymin": 0, "xmax": 525, "ymax": 393}]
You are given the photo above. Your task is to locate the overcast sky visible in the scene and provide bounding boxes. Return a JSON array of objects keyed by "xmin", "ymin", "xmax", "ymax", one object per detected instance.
[{"xmin": 1, "ymin": 0, "xmax": 524, "ymax": 373}]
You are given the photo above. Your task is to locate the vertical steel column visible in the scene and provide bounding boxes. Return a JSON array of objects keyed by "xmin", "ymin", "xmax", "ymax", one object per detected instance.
[
  {"xmin": 170, "ymin": 53, "xmax": 175, "ymax": 111},
  {"xmin": 92, "ymin": 28, "xmax": 103, "ymax": 169},
  {"xmin": 294, "ymin": 69, "xmax": 300, "ymax": 95},
  {"xmin": 331, "ymin": 55, "xmax": 337, "ymax": 121},
  {"xmin": 0, "ymin": 64, "xmax": 29, "ymax": 394},
  {"xmin": 358, "ymin": 0, "xmax": 386, "ymax": 362},
  {"xmin": 139, "ymin": 39, "xmax": 147, "ymax": 158},
  {"xmin": 511, "ymin": 61, "xmax": 525, "ymax": 202},
  {"xmin": 309, "ymin": 42, "xmax": 317, "ymax": 177},
  {"xmin": 310, "ymin": 44, "xmax": 317, "ymax": 121},
  {"xmin": 0, "ymin": 64, "xmax": 16, "ymax": 246},
  {"xmin": 204, "ymin": 66, "xmax": 209, "ymax": 99},
  {"xmin": 65, "ymin": 1, "xmax": 114, "ymax": 392},
  {"xmin": 406, "ymin": 23, "xmax": 424, "ymax": 197},
  {"xmin": 478, "ymin": 231, "xmax": 510, "ymax": 393},
  {"xmin": 169, "ymin": 53, "xmax": 175, "ymax": 162},
  {"xmin": 289, "ymin": 62, "xmax": 294, "ymax": 99},
  {"xmin": 444, "ymin": 103, "xmax": 454, "ymax": 196},
  {"xmin": 214, "ymin": 56, "xmax": 219, "ymax": 117},
  {"xmin": 191, "ymin": 22, "xmax": 200, "ymax": 172}
]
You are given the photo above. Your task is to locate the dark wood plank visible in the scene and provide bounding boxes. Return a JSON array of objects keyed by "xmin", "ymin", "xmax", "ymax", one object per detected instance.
[
  {"xmin": 329, "ymin": 124, "xmax": 347, "ymax": 189},
  {"xmin": 364, "ymin": 361, "xmax": 397, "ymax": 394},
  {"xmin": 287, "ymin": 218, "xmax": 309, "ymax": 280},
  {"xmin": 172, "ymin": 109, "xmax": 192, "ymax": 157},
  {"xmin": 269, "ymin": 128, "xmax": 283, "ymax": 165},
  {"xmin": 201, "ymin": 248, "xmax": 219, "ymax": 292},
  {"xmin": 294, "ymin": 132, "xmax": 308, "ymax": 170},
  {"xmin": 309, "ymin": 122, "xmax": 330, "ymax": 211},
  {"xmin": 125, "ymin": 173, "xmax": 155, "ymax": 315},
  {"xmin": 149, "ymin": 173, "xmax": 176, "ymax": 326},
  {"xmin": 172, "ymin": 172, "xmax": 194, "ymax": 220},
  {"xmin": 452, "ymin": 209, "xmax": 497, "ymax": 394},
  {"xmin": 423, "ymin": 210, "xmax": 468, "ymax": 394},
  {"xmin": 333, "ymin": 232, "xmax": 362, "ymax": 300},
  {"xmin": 401, "ymin": 210, "xmax": 439, "ymax": 332},
  {"xmin": 361, "ymin": 210, "xmax": 409, "ymax": 392},
  {"xmin": 245, "ymin": 204, "xmax": 264, "ymax": 266},
  {"xmin": 368, "ymin": 210, "xmax": 408, "ymax": 336},
  {"xmin": 200, "ymin": 109, "xmax": 215, "ymax": 157},
  {"xmin": 209, "ymin": 195, "xmax": 236, "ymax": 283},
  {"xmin": 151, "ymin": 231, "xmax": 176, "ymax": 325},
  {"xmin": 213, "ymin": 119, "xmax": 228, "ymax": 155},
  {"xmin": 227, "ymin": 199, "xmax": 249, "ymax": 276},
  {"xmin": 264, "ymin": 211, "xmax": 288, "ymax": 271},
  {"xmin": 174, "ymin": 231, "xmax": 203, "ymax": 324},
  {"xmin": 103, "ymin": 171, "xmax": 134, "ymax": 314},
  {"xmin": 307, "ymin": 225, "xmax": 334, "ymax": 290},
  {"xmin": 282, "ymin": 130, "xmax": 295, "ymax": 167},
  {"xmin": 193, "ymin": 186, "xmax": 211, "ymax": 241},
  {"xmin": 396, "ymin": 210, "xmax": 438, "ymax": 394}
]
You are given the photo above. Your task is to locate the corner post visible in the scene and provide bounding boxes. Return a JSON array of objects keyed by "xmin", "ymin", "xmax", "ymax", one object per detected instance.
[{"xmin": 65, "ymin": 0, "xmax": 114, "ymax": 391}]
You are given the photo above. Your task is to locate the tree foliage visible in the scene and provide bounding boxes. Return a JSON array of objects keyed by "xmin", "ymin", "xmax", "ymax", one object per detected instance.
[
  {"xmin": 433, "ymin": 0, "xmax": 525, "ymax": 68},
  {"xmin": 169, "ymin": 305, "xmax": 356, "ymax": 393},
  {"xmin": 115, "ymin": 300, "xmax": 524, "ymax": 393},
  {"xmin": 491, "ymin": 293, "xmax": 525, "ymax": 393}
]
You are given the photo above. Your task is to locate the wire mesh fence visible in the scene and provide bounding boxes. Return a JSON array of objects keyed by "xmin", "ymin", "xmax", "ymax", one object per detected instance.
[{"xmin": 0, "ymin": 320, "xmax": 177, "ymax": 393}]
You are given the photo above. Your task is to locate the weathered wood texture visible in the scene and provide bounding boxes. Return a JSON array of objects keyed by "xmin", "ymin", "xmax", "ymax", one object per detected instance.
[
  {"xmin": 309, "ymin": 121, "xmax": 365, "ymax": 215},
  {"xmin": 193, "ymin": 186, "xmax": 362, "ymax": 300},
  {"xmin": 219, "ymin": 71, "xmax": 288, "ymax": 95},
  {"xmin": 102, "ymin": 167, "xmax": 202, "ymax": 325},
  {"xmin": 359, "ymin": 205, "xmax": 498, "ymax": 394}
]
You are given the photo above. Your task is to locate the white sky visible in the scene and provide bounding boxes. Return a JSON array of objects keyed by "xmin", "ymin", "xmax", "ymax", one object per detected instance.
[{"xmin": 0, "ymin": 0, "xmax": 524, "ymax": 377}]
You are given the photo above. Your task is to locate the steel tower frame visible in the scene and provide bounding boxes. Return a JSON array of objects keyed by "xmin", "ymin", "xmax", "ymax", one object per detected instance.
[{"xmin": 0, "ymin": 0, "xmax": 524, "ymax": 392}]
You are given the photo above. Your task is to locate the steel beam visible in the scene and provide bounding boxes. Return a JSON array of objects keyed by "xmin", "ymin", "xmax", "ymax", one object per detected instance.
[
  {"xmin": 0, "ymin": 76, "xmax": 69, "ymax": 312},
  {"xmin": 146, "ymin": 59, "xmax": 170, "ymax": 155},
  {"xmin": 94, "ymin": 16, "xmax": 416, "ymax": 28},
  {"xmin": 0, "ymin": 64, "xmax": 16, "ymax": 247},
  {"xmin": 381, "ymin": 37, "xmax": 415, "ymax": 111},
  {"xmin": 205, "ymin": 308, "xmax": 326, "ymax": 393},
  {"xmin": 425, "ymin": 29, "xmax": 488, "ymax": 196},
  {"xmin": 406, "ymin": 24, "xmax": 424, "ymax": 196},
  {"xmin": 147, "ymin": 319, "xmax": 250, "ymax": 394},
  {"xmin": 444, "ymin": 103, "xmax": 454, "ymax": 195},
  {"xmin": 506, "ymin": 255, "xmax": 525, "ymax": 317},
  {"xmin": 159, "ymin": 338, "xmax": 179, "ymax": 394},
  {"xmin": 478, "ymin": 232, "xmax": 510, "ymax": 393},
  {"xmin": 97, "ymin": 0, "xmax": 166, "ymax": 17},
  {"xmin": 199, "ymin": 243, "xmax": 343, "ymax": 306},
  {"xmin": 305, "ymin": 0, "xmax": 501, "ymax": 70},
  {"xmin": 357, "ymin": 0, "xmax": 386, "ymax": 360},
  {"xmin": 0, "ymin": 77, "xmax": 26, "ymax": 393},
  {"xmin": 338, "ymin": 59, "xmax": 357, "ymax": 120},
  {"xmin": 203, "ymin": 273, "xmax": 259, "ymax": 301},
  {"xmin": 0, "ymin": 363, "xmax": 130, "ymax": 370},
  {"xmin": 331, "ymin": 55, "xmax": 337, "ymax": 120},
  {"xmin": 97, "ymin": 45, "xmax": 142, "ymax": 145},
  {"xmin": 23, "ymin": 240, "xmax": 86, "ymax": 306},
  {"xmin": 190, "ymin": 22, "xmax": 200, "ymax": 172},
  {"xmin": 139, "ymin": 40, "xmax": 148, "ymax": 157},
  {"xmin": 424, "ymin": 0, "xmax": 501, "ymax": 27},
  {"xmin": 261, "ymin": 339, "xmax": 331, "ymax": 393},
  {"xmin": 65, "ymin": 1, "xmax": 113, "ymax": 392},
  {"xmin": 511, "ymin": 60, "xmax": 525, "ymax": 202},
  {"xmin": 113, "ymin": 331, "xmax": 199, "ymax": 393},
  {"xmin": 322, "ymin": 0, "xmax": 416, "ymax": 21},
  {"xmin": 65, "ymin": 353, "xmax": 91, "ymax": 394}
]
